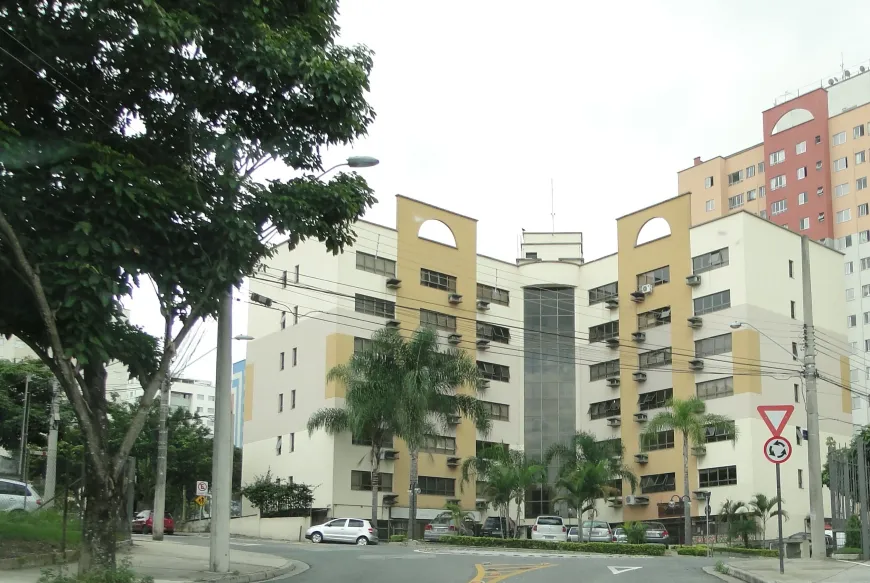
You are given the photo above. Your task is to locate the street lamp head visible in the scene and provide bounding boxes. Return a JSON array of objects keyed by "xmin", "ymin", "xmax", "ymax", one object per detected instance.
[
  {"xmin": 233, "ymin": 334, "xmax": 255, "ymax": 341},
  {"xmin": 346, "ymin": 155, "xmax": 379, "ymax": 168},
  {"xmin": 729, "ymin": 321, "xmax": 744, "ymax": 330}
]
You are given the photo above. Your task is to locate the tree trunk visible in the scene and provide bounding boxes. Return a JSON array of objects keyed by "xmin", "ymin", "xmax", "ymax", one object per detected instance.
[
  {"xmin": 152, "ymin": 377, "xmax": 170, "ymax": 540},
  {"xmin": 370, "ymin": 444, "xmax": 381, "ymax": 535},
  {"xmin": 408, "ymin": 448, "xmax": 419, "ymax": 540},
  {"xmin": 683, "ymin": 432, "xmax": 691, "ymax": 545},
  {"xmin": 514, "ymin": 498, "xmax": 522, "ymax": 539},
  {"xmin": 79, "ymin": 461, "xmax": 126, "ymax": 572}
]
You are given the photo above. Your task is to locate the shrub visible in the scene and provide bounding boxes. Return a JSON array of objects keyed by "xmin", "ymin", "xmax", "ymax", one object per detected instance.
[
  {"xmin": 676, "ymin": 545, "xmax": 708, "ymax": 556},
  {"xmin": 436, "ymin": 536, "xmax": 667, "ymax": 556},
  {"xmin": 846, "ymin": 515, "xmax": 862, "ymax": 549},
  {"xmin": 835, "ymin": 546, "xmax": 862, "ymax": 555},
  {"xmin": 389, "ymin": 535, "xmax": 406, "ymax": 543},
  {"xmin": 623, "ymin": 521, "xmax": 647, "ymax": 545},
  {"xmin": 238, "ymin": 471, "xmax": 314, "ymax": 518},
  {"xmin": 714, "ymin": 560, "xmax": 727, "ymax": 574},
  {"xmin": 37, "ymin": 561, "xmax": 152, "ymax": 583},
  {"xmin": 719, "ymin": 546, "xmax": 778, "ymax": 558}
]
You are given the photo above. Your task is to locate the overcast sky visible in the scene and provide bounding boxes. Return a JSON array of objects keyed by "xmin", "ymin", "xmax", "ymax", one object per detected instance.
[{"xmin": 126, "ymin": 0, "xmax": 870, "ymax": 382}]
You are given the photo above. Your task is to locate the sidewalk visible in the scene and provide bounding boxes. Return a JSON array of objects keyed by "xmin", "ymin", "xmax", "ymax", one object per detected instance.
[
  {"xmin": 1, "ymin": 539, "xmax": 305, "ymax": 583},
  {"xmin": 723, "ymin": 558, "xmax": 870, "ymax": 583}
]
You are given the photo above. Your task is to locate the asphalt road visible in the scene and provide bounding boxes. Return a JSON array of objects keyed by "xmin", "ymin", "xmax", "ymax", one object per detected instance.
[{"xmin": 160, "ymin": 534, "xmax": 722, "ymax": 583}]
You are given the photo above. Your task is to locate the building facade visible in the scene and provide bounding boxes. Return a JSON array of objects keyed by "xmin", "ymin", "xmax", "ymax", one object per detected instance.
[
  {"xmin": 241, "ymin": 193, "xmax": 852, "ymax": 541},
  {"xmin": 679, "ymin": 67, "xmax": 870, "ymax": 427}
]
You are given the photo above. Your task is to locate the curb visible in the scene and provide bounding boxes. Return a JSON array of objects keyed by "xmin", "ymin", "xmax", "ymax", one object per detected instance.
[
  {"xmin": 702, "ymin": 566, "xmax": 745, "ymax": 583},
  {"xmin": 0, "ymin": 550, "xmax": 79, "ymax": 571},
  {"xmin": 197, "ymin": 559, "xmax": 308, "ymax": 583},
  {"xmin": 721, "ymin": 564, "xmax": 773, "ymax": 583}
]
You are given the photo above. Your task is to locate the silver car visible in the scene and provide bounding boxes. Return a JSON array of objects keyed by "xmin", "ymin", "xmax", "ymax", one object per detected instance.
[
  {"xmin": 424, "ymin": 512, "xmax": 474, "ymax": 541},
  {"xmin": 0, "ymin": 478, "xmax": 42, "ymax": 512},
  {"xmin": 305, "ymin": 518, "xmax": 378, "ymax": 545},
  {"xmin": 570, "ymin": 520, "xmax": 613, "ymax": 543}
]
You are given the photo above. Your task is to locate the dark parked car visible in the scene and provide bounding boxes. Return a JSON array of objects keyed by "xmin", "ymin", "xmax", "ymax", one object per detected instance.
[
  {"xmin": 481, "ymin": 516, "xmax": 515, "ymax": 538},
  {"xmin": 132, "ymin": 510, "xmax": 175, "ymax": 535}
]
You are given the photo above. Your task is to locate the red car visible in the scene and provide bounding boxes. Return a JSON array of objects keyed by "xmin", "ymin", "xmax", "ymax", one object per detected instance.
[{"xmin": 132, "ymin": 510, "xmax": 175, "ymax": 535}]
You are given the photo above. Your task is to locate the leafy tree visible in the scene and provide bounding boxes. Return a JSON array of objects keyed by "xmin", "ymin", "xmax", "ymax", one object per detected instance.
[
  {"xmin": 729, "ymin": 515, "xmax": 760, "ymax": 547},
  {"xmin": 0, "ymin": 0, "xmax": 375, "ymax": 569},
  {"xmin": 545, "ymin": 432, "xmax": 638, "ymax": 490},
  {"xmin": 307, "ymin": 327, "xmax": 407, "ymax": 529},
  {"xmin": 846, "ymin": 514, "xmax": 862, "ymax": 549},
  {"xmin": 0, "ymin": 358, "xmax": 54, "ymax": 454},
  {"xmin": 239, "ymin": 471, "xmax": 313, "ymax": 518},
  {"xmin": 644, "ymin": 397, "xmax": 735, "ymax": 544},
  {"xmin": 749, "ymin": 493, "xmax": 788, "ymax": 541},
  {"xmin": 624, "ymin": 521, "xmax": 647, "ymax": 545},
  {"xmin": 719, "ymin": 499, "xmax": 749, "ymax": 545}
]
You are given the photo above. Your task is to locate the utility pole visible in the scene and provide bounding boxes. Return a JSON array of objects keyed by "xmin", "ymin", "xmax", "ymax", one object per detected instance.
[
  {"xmin": 44, "ymin": 378, "xmax": 61, "ymax": 507},
  {"xmin": 18, "ymin": 374, "xmax": 31, "ymax": 478},
  {"xmin": 801, "ymin": 235, "xmax": 826, "ymax": 560},
  {"xmin": 210, "ymin": 290, "xmax": 233, "ymax": 573},
  {"xmin": 152, "ymin": 376, "xmax": 170, "ymax": 540}
]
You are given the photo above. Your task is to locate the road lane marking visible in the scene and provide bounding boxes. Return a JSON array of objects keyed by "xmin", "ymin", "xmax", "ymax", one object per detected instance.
[
  {"xmin": 608, "ymin": 566, "xmax": 643, "ymax": 575},
  {"xmin": 470, "ymin": 563, "xmax": 555, "ymax": 583}
]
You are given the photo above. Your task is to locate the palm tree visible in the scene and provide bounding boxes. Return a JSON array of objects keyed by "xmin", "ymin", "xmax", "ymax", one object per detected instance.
[
  {"xmin": 393, "ymin": 326, "xmax": 491, "ymax": 539},
  {"xmin": 443, "ymin": 501, "xmax": 474, "ymax": 534},
  {"xmin": 644, "ymin": 397, "xmax": 736, "ymax": 544},
  {"xmin": 719, "ymin": 499, "xmax": 749, "ymax": 545},
  {"xmin": 306, "ymin": 327, "xmax": 406, "ymax": 530},
  {"xmin": 553, "ymin": 460, "xmax": 615, "ymax": 542},
  {"xmin": 545, "ymin": 432, "xmax": 638, "ymax": 490},
  {"xmin": 749, "ymin": 493, "xmax": 789, "ymax": 541}
]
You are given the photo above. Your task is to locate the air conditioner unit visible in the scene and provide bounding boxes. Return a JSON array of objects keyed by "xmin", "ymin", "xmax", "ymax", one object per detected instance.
[
  {"xmin": 385, "ymin": 319, "xmax": 401, "ymax": 328},
  {"xmin": 634, "ymin": 412, "xmax": 648, "ymax": 422},
  {"xmin": 607, "ymin": 496, "xmax": 623, "ymax": 507},
  {"xmin": 630, "ymin": 291, "xmax": 645, "ymax": 302},
  {"xmin": 692, "ymin": 445, "xmax": 707, "ymax": 457},
  {"xmin": 689, "ymin": 359, "xmax": 704, "ymax": 370},
  {"xmin": 476, "ymin": 339, "xmax": 491, "ymax": 349},
  {"xmin": 380, "ymin": 449, "xmax": 399, "ymax": 461},
  {"xmin": 476, "ymin": 300, "xmax": 490, "ymax": 311},
  {"xmin": 605, "ymin": 298, "xmax": 619, "ymax": 309},
  {"xmin": 448, "ymin": 333, "xmax": 462, "ymax": 345},
  {"xmin": 632, "ymin": 331, "xmax": 646, "ymax": 342},
  {"xmin": 687, "ymin": 316, "xmax": 703, "ymax": 328},
  {"xmin": 475, "ymin": 499, "xmax": 487, "ymax": 508},
  {"xmin": 447, "ymin": 414, "xmax": 461, "ymax": 425},
  {"xmin": 693, "ymin": 490, "xmax": 711, "ymax": 500},
  {"xmin": 605, "ymin": 338, "xmax": 620, "ymax": 348},
  {"xmin": 624, "ymin": 495, "xmax": 649, "ymax": 506},
  {"xmin": 446, "ymin": 497, "xmax": 460, "ymax": 504},
  {"xmin": 640, "ymin": 283, "xmax": 654, "ymax": 294},
  {"xmin": 634, "ymin": 453, "xmax": 649, "ymax": 464},
  {"xmin": 446, "ymin": 456, "xmax": 460, "ymax": 467},
  {"xmin": 448, "ymin": 293, "xmax": 463, "ymax": 304},
  {"xmin": 607, "ymin": 417, "xmax": 622, "ymax": 427},
  {"xmin": 606, "ymin": 377, "xmax": 621, "ymax": 388},
  {"xmin": 633, "ymin": 371, "xmax": 647, "ymax": 382},
  {"xmin": 383, "ymin": 494, "xmax": 398, "ymax": 506},
  {"xmin": 386, "ymin": 278, "xmax": 402, "ymax": 289},
  {"xmin": 686, "ymin": 275, "xmax": 701, "ymax": 286}
]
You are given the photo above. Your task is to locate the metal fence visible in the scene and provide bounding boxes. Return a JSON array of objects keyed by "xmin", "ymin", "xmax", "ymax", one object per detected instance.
[{"xmin": 827, "ymin": 440, "xmax": 870, "ymax": 556}]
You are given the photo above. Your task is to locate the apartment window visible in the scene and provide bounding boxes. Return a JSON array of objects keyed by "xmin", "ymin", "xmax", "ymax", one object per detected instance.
[
  {"xmin": 478, "ymin": 361, "xmax": 510, "ymax": 382},
  {"xmin": 792, "ymin": 342, "xmax": 799, "ymax": 360},
  {"xmin": 705, "ymin": 422, "xmax": 736, "ymax": 443},
  {"xmin": 351, "ymin": 470, "xmax": 394, "ymax": 492},
  {"xmin": 289, "ymin": 433, "xmax": 295, "ymax": 452},
  {"xmin": 837, "ymin": 209, "xmax": 852, "ymax": 224},
  {"xmin": 352, "ymin": 433, "xmax": 395, "ymax": 449},
  {"xmin": 418, "ymin": 476, "xmax": 455, "ymax": 497},
  {"xmin": 796, "ymin": 141, "xmax": 806, "ymax": 155},
  {"xmin": 865, "ymin": 339, "xmax": 870, "ymax": 352},
  {"xmin": 356, "ymin": 251, "xmax": 396, "ymax": 277},
  {"xmin": 280, "ymin": 311, "xmax": 286, "ymax": 330},
  {"xmin": 858, "ymin": 151, "xmax": 867, "ymax": 165},
  {"xmin": 834, "ymin": 131, "xmax": 847, "ymax": 146},
  {"xmin": 859, "ymin": 177, "xmax": 868, "ymax": 191},
  {"xmin": 292, "ymin": 347, "xmax": 297, "ymax": 366},
  {"xmin": 639, "ymin": 347, "xmax": 672, "ymax": 370},
  {"xmin": 865, "ymin": 311, "xmax": 870, "ymax": 324},
  {"xmin": 835, "ymin": 182, "xmax": 850, "ymax": 197},
  {"xmin": 354, "ymin": 294, "xmax": 396, "ymax": 318},
  {"xmin": 863, "ymin": 231, "xmax": 870, "ymax": 243},
  {"xmin": 278, "ymin": 393, "xmax": 284, "ymax": 412},
  {"xmin": 760, "ymin": 210, "xmax": 768, "ymax": 219},
  {"xmin": 293, "ymin": 306, "xmax": 299, "ymax": 325},
  {"xmin": 637, "ymin": 306, "xmax": 671, "ymax": 330},
  {"xmin": 477, "ymin": 283, "xmax": 510, "ymax": 306},
  {"xmin": 758, "ymin": 161, "xmax": 765, "ymax": 173},
  {"xmin": 207, "ymin": 408, "xmax": 214, "ymax": 414},
  {"xmin": 746, "ymin": 165, "xmax": 756, "ymax": 178},
  {"xmin": 697, "ymin": 377, "xmax": 734, "ymax": 400},
  {"xmin": 797, "ymin": 167, "xmax": 807, "ymax": 180},
  {"xmin": 759, "ymin": 185, "xmax": 766, "ymax": 197},
  {"xmin": 798, "ymin": 469, "xmax": 804, "ymax": 489},
  {"xmin": 294, "ymin": 265, "xmax": 299, "ymax": 283},
  {"xmin": 699, "ymin": 465, "xmax": 737, "ymax": 488},
  {"xmin": 420, "ymin": 308, "xmax": 457, "ymax": 331},
  {"xmin": 863, "ymin": 284, "xmax": 870, "ymax": 298},
  {"xmin": 771, "ymin": 199, "xmax": 787, "ymax": 215},
  {"xmin": 705, "ymin": 176, "xmax": 714, "ymax": 189},
  {"xmin": 695, "ymin": 333, "xmax": 732, "ymax": 358},
  {"xmin": 817, "ymin": 160, "xmax": 823, "ymax": 170},
  {"xmin": 799, "ymin": 217, "xmax": 809, "ymax": 231},
  {"xmin": 636, "ymin": 265, "xmax": 670, "ymax": 289},
  {"xmin": 638, "ymin": 388, "xmax": 673, "ymax": 412},
  {"xmin": 790, "ymin": 300, "xmax": 796, "ymax": 319},
  {"xmin": 477, "ymin": 321, "xmax": 511, "ymax": 344},
  {"xmin": 196, "ymin": 406, "xmax": 203, "ymax": 413},
  {"xmin": 589, "ymin": 359, "xmax": 620, "ymax": 382},
  {"xmin": 280, "ymin": 352, "xmax": 285, "ymax": 370},
  {"xmin": 728, "ymin": 193, "xmax": 744, "ymax": 209},
  {"xmin": 797, "ymin": 192, "xmax": 807, "ymax": 205},
  {"xmin": 841, "ymin": 235, "xmax": 853, "ymax": 249},
  {"xmin": 589, "ymin": 320, "xmax": 619, "ymax": 343},
  {"xmin": 747, "ymin": 189, "xmax": 757, "ymax": 201},
  {"xmin": 197, "ymin": 394, "xmax": 205, "ymax": 400},
  {"xmin": 855, "ymin": 125, "xmax": 866, "ymax": 139},
  {"xmin": 794, "ymin": 384, "xmax": 800, "ymax": 403},
  {"xmin": 817, "ymin": 186, "xmax": 824, "ymax": 196},
  {"xmin": 769, "ymin": 149, "xmax": 785, "ymax": 166},
  {"xmin": 815, "ymin": 135, "xmax": 822, "ymax": 144},
  {"xmin": 588, "ymin": 282, "xmax": 618, "ymax": 305},
  {"xmin": 848, "ymin": 315, "xmax": 857, "ymax": 328},
  {"xmin": 290, "ymin": 390, "xmax": 296, "ymax": 409},
  {"xmin": 860, "ymin": 204, "xmax": 870, "ymax": 217},
  {"xmin": 589, "ymin": 398, "xmax": 621, "ymax": 420},
  {"xmin": 481, "ymin": 400, "xmax": 509, "ymax": 421},
  {"xmin": 846, "ymin": 262, "xmax": 855, "ymax": 275},
  {"xmin": 640, "ymin": 472, "xmax": 676, "ymax": 494},
  {"xmin": 420, "ymin": 268, "xmax": 457, "ymax": 292},
  {"xmin": 421, "ymin": 435, "xmax": 457, "ymax": 455},
  {"xmin": 693, "ymin": 290, "xmax": 731, "ymax": 315},
  {"xmin": 276, "ymin": 436, "xmax": 282, "ymax": 455},
  {"xmin": 641, "ymin": 430, "xmax": 675, "ymax": 452},
  {"xmin": 770, "ymin": 175, "xmax": 786, "ymax": 190},
  {"xmin": 728, "ymin": 170, "xmax": 744, "ymax": 186},
  {"xmin": 834, "ymin": 157, "xmax": 848, "ymax": 172},
  {"xmin": 525, "ymin": 252, "xmax": 538, "ymax": 259},
  {"xmin": 208, "ymin": 396, "xmax": 215, "ymax": 402},
  {"xmin": 705, "ymin": 199, "xmax": 715, "ymax": 212},
  {"xmin": 354, "ymin": 337, "xmax": 374, "ymax": 353}
]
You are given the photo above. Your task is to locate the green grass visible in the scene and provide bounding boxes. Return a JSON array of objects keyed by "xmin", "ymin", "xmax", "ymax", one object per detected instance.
[
  {"xmin": 718, "ymin": 546, "xmax": 779, "ymax": 558},
  {"xmin": 389, "ymin": 535, "xmax": 406, "ymax": 543},
  {"xmin": 0, "ymin": 510, "xmax": 81, "ymax": 546},
  {"xmin": 676, "ymin": 545, "xmax": 709, "ymax": 556},
  {"xmin": 835, "ymin": 546, "xmax": 862, "ymax": 555}
]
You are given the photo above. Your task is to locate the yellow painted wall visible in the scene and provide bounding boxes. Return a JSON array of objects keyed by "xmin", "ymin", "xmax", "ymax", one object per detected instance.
[
  {"xmin": 732, "ymin": 329, "xmax": 762, "ymax": 394},
  {"xmin": 324, "ymin": 333, "xmax": 354, "ymax": 399},
  {"xmin": 243, "ymin": 363, "xmax": 255, "ymax": 422},
  {"xmin": 841, "ymin": 355, "xmax": 852, "ymax": 414}
]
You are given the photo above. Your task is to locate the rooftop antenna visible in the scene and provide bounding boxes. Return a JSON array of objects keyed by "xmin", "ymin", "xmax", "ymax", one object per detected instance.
[{"xmin": 550, "ymin": 178, "xmax": 555, "ymax": 233}]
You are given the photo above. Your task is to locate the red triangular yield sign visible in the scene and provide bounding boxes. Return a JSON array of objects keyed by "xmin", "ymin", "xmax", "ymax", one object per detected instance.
[{"xmin": 757, "ymin": 405, "xmax": 794, "ymax": 436}]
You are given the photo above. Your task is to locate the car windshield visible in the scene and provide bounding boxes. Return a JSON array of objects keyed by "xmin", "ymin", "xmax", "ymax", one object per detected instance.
[
  {"xmin": 537, "ymin": 517, "xmax": 563, "ymax": 525},
  {"xmin": 582, "ymin": 521, "xmax": 609, "ymax": 528},
  {"xmin": 615, "ymin": 528, "xmax": 625, "ymax": 534},
  {"xmin": 568, "ymin": 527, "xmax": 578, "ymax": 534},
  {"xmin": 135, "ymin": 511, "xmax": 150, "ymax": 519}
]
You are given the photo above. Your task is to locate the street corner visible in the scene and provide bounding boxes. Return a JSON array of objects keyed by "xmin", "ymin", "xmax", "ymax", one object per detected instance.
[{"xmin": 469, "ymin": 562, "xmax": 556, "ymax": 583}]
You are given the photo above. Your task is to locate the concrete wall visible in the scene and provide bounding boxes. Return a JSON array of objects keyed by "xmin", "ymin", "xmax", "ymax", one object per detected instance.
[{"xmin": 229, "ymin": 515, "xmax": 311, "ymax": 541}]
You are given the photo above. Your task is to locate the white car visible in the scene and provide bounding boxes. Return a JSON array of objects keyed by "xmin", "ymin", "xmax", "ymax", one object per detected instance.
[
  {"xmin": 305, "ymin": 518, "xmax": 378, "ymax": 545},
  {"xmin": 0, "ymin": 478, "xmax": 42, "ymax": 512},
  {"xmin": 531, "ymin": 515, "xmax": 568, "ymax": 542}
]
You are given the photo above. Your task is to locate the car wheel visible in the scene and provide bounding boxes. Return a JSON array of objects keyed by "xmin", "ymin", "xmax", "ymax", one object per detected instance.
[
  {"xmin": 143, "ymin": 526, "xmax": 151, "ymax": 535},
  {"xmin": 311, "ymin": 532, "xmax": 323, "ymax": 544},
  {"xmin": 356, "ymin": 536, "xmax": 369, "ymax": 546},
  {"xmin": 167, "ymin": 530, "xmax": 174, "ymax": 535}
]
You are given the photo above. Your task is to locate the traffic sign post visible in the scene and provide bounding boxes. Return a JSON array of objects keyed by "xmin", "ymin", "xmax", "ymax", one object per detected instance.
[
  {"xmin": 758, "ymin": 405, "xmax": 794, "ymax": 575},
  {"xmin": 196, "ymin": 481, "xmax": 209, "ymax": 496}
]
